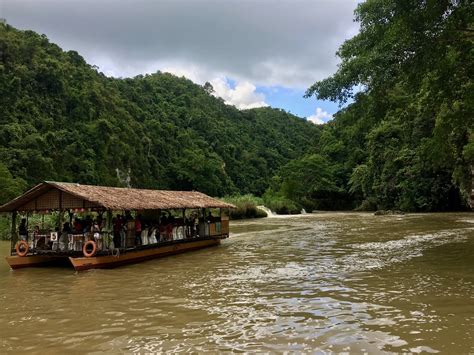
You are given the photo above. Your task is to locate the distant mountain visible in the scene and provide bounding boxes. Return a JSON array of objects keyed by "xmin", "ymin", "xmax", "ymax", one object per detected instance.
[{"xmin": 0, "ymin": 24, "xmax": 319, "ymax": 198}]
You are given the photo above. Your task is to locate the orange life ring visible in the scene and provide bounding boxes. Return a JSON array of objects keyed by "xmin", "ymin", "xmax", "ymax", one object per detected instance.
[
  {"xmin": 16, "ymin": 240, "xmax": 29, "ymax": 257},
  {"xmin": 83, "ymin": 240, "xmax": 97, "ymax": 257}
]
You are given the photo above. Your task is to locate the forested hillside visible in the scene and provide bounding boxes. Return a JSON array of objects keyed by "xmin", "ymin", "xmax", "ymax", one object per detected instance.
[
  {"xmin": 0, "ymin": 24, "xmax": 319, "ymax": 203},
  {"xmin": 267, "ymin": 0, "xmax": 473, "ymax": 212},
  {"xmin": 1, "ymin": 0, "xmax": 472, "ymax": 215}
]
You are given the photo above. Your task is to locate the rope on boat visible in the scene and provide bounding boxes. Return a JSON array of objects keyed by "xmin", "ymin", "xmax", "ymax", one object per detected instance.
[{"xmin": 112, "ymin": 248, "xmax": 120, "ymax": 258}]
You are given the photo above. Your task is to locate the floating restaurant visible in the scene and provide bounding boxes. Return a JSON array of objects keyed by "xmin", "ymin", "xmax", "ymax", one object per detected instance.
[{"xmin": 0, "ymin": 182, "xmax": 235, "ymax": 271}]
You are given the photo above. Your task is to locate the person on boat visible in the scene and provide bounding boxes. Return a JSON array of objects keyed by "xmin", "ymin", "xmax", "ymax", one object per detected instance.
[
  {"xmin": 166, "ymin": 213, "xmax": 175, "ymax": 240},
  {"xmin": 148, "ymin": 224, "xmax": 158, "ymax": 243},
  {"xmin": 62, "ymin": 222, "xmax": 72, "ymax": 234},
  {"xmin": 185, "ymin": 213, "xmax": 197, "ymax": 238},
  {"xmin": 159, "ymin": 214, "xmax": 167, "ymax": 241},
  {"xmin": 19, "ymin": 218, "xmax": 28, "ymax": 241},
  {"xmin": 113, "ymin": 215, "xmax": 122, "ymax": 248},
  {"xmin": 191, "ymin": 212, "xmax": 198, "ymax": 237},
  {"xmin": 91, "ymin": 219, "xmax": 100, "ymax": 233},
  {"xmin": 91, "ymin": 219, "xmax": 102, "ymax": 249},
  {"xmin": 185, "ymin": 216, "xmax": 192, "ymax": 238},
  {"xmin": 33, "ymin": 225, "xmax": 45, "ymax": 249},
  {"xmin": 134, "ymin": 214, "xmax": 142, "ymax": 246},
  {"xmin": 73, "ymin": 218, "xmax": 82, "ymax": 233},
  {"xmin": 59, "ymin": 222, "xmax": 71, "ymax": 251},
  {"xmin": 83, "ymin": 215, "xmax": 93, "ymax": 233},
  {"xmin": 96, "ymin": 214, "xmax": 104, "ymax": 230}
]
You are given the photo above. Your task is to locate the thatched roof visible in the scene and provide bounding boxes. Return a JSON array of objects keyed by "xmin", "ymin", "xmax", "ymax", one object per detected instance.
[{"xmin": 0, "ymin": 182, "xmax": 235, "ymax": 212}]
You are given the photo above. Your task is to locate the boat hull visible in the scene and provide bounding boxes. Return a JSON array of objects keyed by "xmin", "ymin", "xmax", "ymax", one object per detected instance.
[
  {"xmin": 6, "ymin": 238, "xmax": 222, "ymax": 271},
  {"xmin": 6, "ymin": 255, "xmax": 70, "ymax": 269},
  {"xmin": 69, "ymin": 238, "xmax": 221, "ymax": 271}
]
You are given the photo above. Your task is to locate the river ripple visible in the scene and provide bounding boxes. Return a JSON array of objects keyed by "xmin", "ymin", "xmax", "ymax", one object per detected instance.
[{"xmin": 0, "ymin": 212, "xmax": 473, "ymax": 353}]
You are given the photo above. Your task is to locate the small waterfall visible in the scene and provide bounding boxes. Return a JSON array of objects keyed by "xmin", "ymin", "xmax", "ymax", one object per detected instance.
[
  {"xmin": 257, "ymin": 205, "xmax": 276, "ymax": 217},
  {"xmin": 301, "ymin": 208, "xmax": 307, "ymax": 214}
]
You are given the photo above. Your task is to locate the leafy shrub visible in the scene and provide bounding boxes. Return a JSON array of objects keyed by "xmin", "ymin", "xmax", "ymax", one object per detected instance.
[
  {"xmin": 262, "ymin": 192, "xmax": 300, "ymax": 214},
  {"xmin": 221, "ymin": 194, "xmax": 267, "ymax": 220}
]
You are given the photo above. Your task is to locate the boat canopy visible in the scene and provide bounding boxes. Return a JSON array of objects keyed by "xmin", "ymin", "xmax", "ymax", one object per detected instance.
[{"xmin": 0, "ymin": 181, "xmax": 236, "ymax": 212}]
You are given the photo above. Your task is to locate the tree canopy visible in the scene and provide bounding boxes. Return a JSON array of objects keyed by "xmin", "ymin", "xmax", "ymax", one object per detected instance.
[
  {"xmin": 0, "ymin": 24, "xmax": 319, "ymax": 202},
  {"xmin": 1, "ymin": 2, "xmax": 472, "ymax": 214},
  {"xmin": 272, "ymin": 0, "xmax": 473, "ymax": 211}
]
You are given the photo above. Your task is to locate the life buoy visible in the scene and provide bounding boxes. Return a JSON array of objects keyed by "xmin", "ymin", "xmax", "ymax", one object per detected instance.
[
  {"xmin": 83, "ymin": 240, "xmax": 97, "ymax": 257},
  {"xmin": 16, "ymin": 240, "xmax": 29, "ymax": 257}
]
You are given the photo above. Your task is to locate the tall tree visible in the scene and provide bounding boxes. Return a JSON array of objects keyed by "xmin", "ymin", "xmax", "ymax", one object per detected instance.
[{"xmin": 303, "ymin": 0, "xmax": 473, "ymax": 210}]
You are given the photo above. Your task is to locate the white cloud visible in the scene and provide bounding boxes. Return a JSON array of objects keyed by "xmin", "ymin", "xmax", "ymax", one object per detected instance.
[
  {"xmin": 307, "ymin": 107, "xmax": 332, "ymax": 124},
  {"xmin": 112, "ymin": 62, "xmax": 267, "ymax": 111},
  {"xmin": 3, "ymin": 0, "xmax": 359, "ymax": 89},
  {"xmin": 210, "ymin": 77, "xmax": 268, "ymax": 110},
  {"xmin": 161, "ymin": 63, "xmax": 210, "ymax": 84}
]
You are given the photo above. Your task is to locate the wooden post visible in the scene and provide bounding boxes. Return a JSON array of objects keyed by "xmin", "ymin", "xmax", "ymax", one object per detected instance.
[
  {"xmin": 11, "ymin": 211, "xmax": 17, "ymax": 253},
  {"xmin": 106, "ymin": 209, "xmax": 113, "ymax": 231},
  {"xmin": 58, "ymin": 191, "xmax": 63, "ymax": 230},
  {"xmin": 58, "ymin": 210, "xmax": 64, "ymax": 231}
]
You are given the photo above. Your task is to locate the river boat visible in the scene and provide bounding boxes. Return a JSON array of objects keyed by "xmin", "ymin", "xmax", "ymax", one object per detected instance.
[{"xmin": 0, "ymin": 182, "xmax": 235, "ymax": 271}]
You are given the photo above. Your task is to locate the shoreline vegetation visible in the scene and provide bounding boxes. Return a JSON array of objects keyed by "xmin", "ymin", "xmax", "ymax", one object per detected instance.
[
  {"xmin": 221, "ymin": 195, "xmax": 267, "ymax": 220},
  {"xmin": 221, "ymin": 194, "xmax": 302, "ymax": 220},
  {"xmin": 0, "ymin": 0, "xmax": 473, "ymax": 242}
]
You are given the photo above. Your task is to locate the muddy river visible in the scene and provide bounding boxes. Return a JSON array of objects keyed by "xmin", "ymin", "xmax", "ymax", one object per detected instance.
[{"xmin": 0, "ymin": 212, "xmax": 473, "ymax": 353}]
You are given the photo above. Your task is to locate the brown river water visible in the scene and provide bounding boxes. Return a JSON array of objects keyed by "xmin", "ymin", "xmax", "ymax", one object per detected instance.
[{"xmin": 0, "ymin": 212, "xmax": 473, "ymax": 353}]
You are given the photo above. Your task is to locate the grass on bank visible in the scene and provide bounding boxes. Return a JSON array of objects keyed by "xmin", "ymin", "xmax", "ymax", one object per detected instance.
[
  {"xmin": 222, "ymin": 193, "xmax": 303, "ymax": 219},
  {"xmin": 221, "ymin": 194, "xmax": 268, "ymax": 219}
]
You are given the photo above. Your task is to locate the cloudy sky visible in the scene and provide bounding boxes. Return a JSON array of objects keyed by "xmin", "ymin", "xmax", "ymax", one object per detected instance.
[{"xmin": 1, "ymin": 0, "xmax": 359, "ymax": 124}]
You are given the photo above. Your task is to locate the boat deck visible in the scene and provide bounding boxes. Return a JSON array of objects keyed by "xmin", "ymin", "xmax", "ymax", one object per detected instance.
[
  {"xmin": 6, "ymin": 235, "xmax": 227, "ymax": 271},
  {"xmin": 17, "ymin": 234, "xmax": 227, "ymax": 258}
]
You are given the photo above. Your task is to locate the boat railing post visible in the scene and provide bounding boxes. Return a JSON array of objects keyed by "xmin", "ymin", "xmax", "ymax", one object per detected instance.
[
  {"xmin": 58, "ymin": 190, "xmax": 63, "ymax": 230},
  {"xmin": 11, "ymin": 210, "xmax": 17, "ymax": 254},
  {"xmin": 219, "ymin": 208, "xmax": 222, "ymax": 237},
  {"xmin": 184, "ymin": 208, "xmax": 188, "ymax": 239},
  {"xmin": 106, "ymin": 209, "xmax": 112, "ymax": 248},
  {"xmin": 58, "ymin": 210, "xmax": 64, "ymax": 232}
]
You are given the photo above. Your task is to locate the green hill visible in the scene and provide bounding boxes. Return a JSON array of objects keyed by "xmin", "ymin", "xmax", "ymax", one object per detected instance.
[{"xmin": 0, "ymin": 24, "xmax": 319, "ymax": 201}]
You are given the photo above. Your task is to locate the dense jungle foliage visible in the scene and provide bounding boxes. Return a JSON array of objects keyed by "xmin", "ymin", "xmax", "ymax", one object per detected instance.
[
  {"xmin": 268, "ymin": 0, "xmax": 473, "ymax": 212},
  {"xmin": 0, "ymin": 23, "xmax": 319, "ymax": 206},
  {"xmin": 0, "ymin": 0, "xmax": 472, "ymax": 219}
]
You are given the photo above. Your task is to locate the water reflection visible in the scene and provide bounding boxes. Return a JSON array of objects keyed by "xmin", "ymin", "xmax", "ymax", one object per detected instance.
[{"xmin": 0, "ymin": 212, "xmax": 473, "ymax": 353}]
